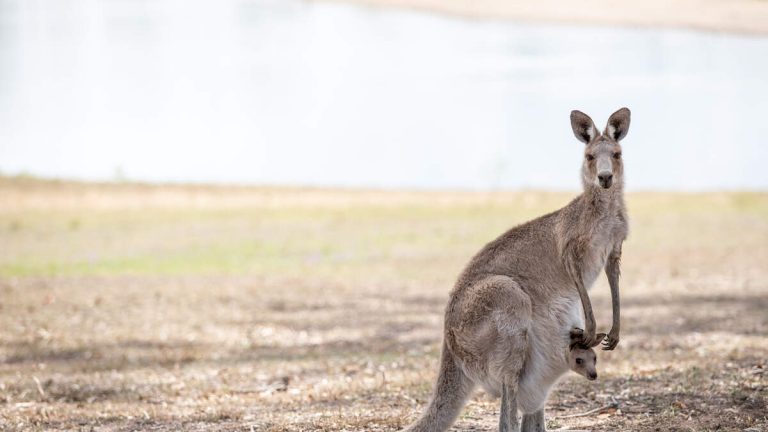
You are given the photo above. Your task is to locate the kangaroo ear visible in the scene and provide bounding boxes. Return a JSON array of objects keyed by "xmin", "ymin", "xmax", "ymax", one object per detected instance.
[
  {"xmin": 570, "ymin": 110, "xmax": 597, "ymax": 144},
  {"xmin": 605, "ymin": 107, "xmax": 631, "ymax": 141}
]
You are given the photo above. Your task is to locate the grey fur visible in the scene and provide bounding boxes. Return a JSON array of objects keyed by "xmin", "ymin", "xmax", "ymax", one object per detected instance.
[{"xmin": 401, "ymin": 108, "xmax": 630, "ymax": 432}]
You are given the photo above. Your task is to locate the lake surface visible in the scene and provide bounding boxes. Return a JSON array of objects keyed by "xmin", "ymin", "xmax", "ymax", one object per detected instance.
[{"xmin": 1, "ymin": 0, "xmax": 767, "ymax": 190}]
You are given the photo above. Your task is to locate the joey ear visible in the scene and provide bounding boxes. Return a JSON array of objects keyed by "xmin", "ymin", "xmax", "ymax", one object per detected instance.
[
  {"xmin": 570, "ymin": 110, "xmax": 597, "ymax": 144},
  {"xmin": 569, "ymin": 328, "xmax": 584, "ymax": 350},
  {"xmin": 605, "ymin": 107, "xmax": 631, "ymax": 141},
  {"xmin": 569, "ymin": 327, "xmax": 584, "ymax": 340}
]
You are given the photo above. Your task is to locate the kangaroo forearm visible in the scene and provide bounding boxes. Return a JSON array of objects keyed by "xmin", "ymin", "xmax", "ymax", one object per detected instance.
[
  {"xmin": 564, "ymin": 253, "xmax": 596, "ymax": 332},
  {"xmin": 576, "ymin": 281, "xmax": 596, "ymax": 331},
  {"xmin": 610, "ymin": 286, "xmax": 620, "ymax": 331},
  {"xmin": 606, "ymin": 251, "xmax": 622, "ymax": 332}
]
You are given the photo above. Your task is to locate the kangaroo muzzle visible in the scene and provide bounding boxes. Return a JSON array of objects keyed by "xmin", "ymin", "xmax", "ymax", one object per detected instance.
[
  {"xmin": 598, "ymin": 171, "xmax": 613, "ymax": 189},
  {"xmin": 596, "ymin": 156, "xmax": 614, "ymax": 189}
]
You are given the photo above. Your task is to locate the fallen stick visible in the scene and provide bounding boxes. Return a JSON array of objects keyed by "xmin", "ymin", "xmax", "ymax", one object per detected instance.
[
  {"xmin": 554, "ymin": 402, "xmax": 619, "ymax": 419},
  {"xmin": 32, "ymin": 376, "xmax": 46, "ymax": 398}
]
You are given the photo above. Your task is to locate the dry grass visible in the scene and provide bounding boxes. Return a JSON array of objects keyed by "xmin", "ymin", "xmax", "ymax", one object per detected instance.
[{"xmin": 0, "ymin": 177, "xmax": 766, "ymax": 431}]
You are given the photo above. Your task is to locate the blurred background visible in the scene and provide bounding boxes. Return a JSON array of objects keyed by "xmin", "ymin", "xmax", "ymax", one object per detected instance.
[
  {"xmin": 2, "ymin": 0, "xmax": 767, "ymax": 189},
  {"xmin": 0, "ymin": 1, "xmax": 766, "ymax": 431}
]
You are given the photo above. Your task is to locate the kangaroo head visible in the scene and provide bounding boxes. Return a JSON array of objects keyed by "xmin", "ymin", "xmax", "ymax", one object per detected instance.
[
  {"xmin": 570, "ymin": 108, "xmax": 631, "ymax": 191},
  {"xmin": 568, "ymin": 329, "xmax": 606, "ymax": 381}
]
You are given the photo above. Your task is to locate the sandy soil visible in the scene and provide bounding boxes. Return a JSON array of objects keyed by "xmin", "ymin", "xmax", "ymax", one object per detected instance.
[
  {"xmin": 323, "ymin": 0, "xmax": 768, "ymax": 35},
  {"xmin": 0, "ymin": 178, "xmax": 766, "ymax": 431}
]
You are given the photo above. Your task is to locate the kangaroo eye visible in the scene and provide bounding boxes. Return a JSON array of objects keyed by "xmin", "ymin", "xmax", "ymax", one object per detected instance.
[
  {"xmin": 613, "ymin": 152, "xmax": 621, "ymax": 159},
  {"xmin": 586, "ymin": 154, "xmax": 595, "ymax": 161},
  {"xmin": 576, "ymin": 358, "xmax": 583, "ymax": 365}
]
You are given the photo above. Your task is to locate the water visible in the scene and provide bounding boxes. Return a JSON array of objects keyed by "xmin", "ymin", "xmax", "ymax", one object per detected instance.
[{"xmin": 1, "ymin": 0, "xmax": 767, "ymax": 190}]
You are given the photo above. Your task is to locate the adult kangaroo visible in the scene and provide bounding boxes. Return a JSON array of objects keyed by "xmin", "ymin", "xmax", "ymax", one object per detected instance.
[{"xmin": 401, "ymin": 108, "xmax": 630, "ymax": 432}]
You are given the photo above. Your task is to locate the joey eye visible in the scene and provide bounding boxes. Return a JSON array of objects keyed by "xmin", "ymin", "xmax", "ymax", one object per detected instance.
[
  {"xmin": 586, "ymin": 154, "xmax": 595, "ymax": 161},
  {"xmin": 613, "ymin": 152, "xmax": 621, "ymax": 160},
  {"xmin": 576, "ymin": 358, "xmax": 583, "ymax": 365}
]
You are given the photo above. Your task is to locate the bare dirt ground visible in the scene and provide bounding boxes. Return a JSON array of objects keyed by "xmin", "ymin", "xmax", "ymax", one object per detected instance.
[
  {"xmin": 0, "ymin": 178, "xmax": 766, "ymax": 431},
  {"xmin": 324, "ymin": 0, "xmax": 768, "ymax": 35}
]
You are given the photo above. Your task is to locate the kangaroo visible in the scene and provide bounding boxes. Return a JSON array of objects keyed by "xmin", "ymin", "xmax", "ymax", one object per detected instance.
[{"xmin": 401, "ymin": 108, "xmax": 630, "ymax": 432}]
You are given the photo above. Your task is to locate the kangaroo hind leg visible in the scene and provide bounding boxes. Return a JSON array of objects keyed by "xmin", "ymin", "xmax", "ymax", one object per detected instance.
[
  {"xmin": 500, "ymin": 377, "xmax": 520, "ymax": 432},
  {"xmin": 521, "ymin": 409, "xmax": 546, "ymax": 432},
  {"xmin": 479, "ymin": 276, "xmax": 531, "ymax": 432}
]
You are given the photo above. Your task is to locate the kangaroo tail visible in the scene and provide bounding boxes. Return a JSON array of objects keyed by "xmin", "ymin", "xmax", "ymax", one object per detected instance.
[{"xmin": 401, "ymin": 341, "xmax": 474, "ymax": 432}]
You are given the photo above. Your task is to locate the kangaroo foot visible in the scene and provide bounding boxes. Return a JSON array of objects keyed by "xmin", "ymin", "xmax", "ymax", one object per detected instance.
[{"xmin": 521, "ymin": 409, "xmax": 546, "ymax": 432}]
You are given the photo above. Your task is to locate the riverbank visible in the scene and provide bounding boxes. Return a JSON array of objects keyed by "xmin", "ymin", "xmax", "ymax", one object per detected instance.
[{"xmin": 324, "ymin": 0, "xmax": 768, "ymax": 35}]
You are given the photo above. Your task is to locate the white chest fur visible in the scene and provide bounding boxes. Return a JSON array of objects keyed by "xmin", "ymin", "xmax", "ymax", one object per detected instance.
[
  {"xmin": 581, "ymin": 217, "xmax": 623, "ymax": 289},
  {"xmin": 582, "ymin": 240, "xmax": 612, "ymax": 289}
]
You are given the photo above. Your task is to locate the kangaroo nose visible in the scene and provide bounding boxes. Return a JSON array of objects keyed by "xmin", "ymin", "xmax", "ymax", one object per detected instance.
[
  {"xmin": 598, "ymin": 172, "xmax": 613, "ymax": 188},
  {"xmin": 588, "ymin": 372, "xmax": 597, "ymax": 380}
]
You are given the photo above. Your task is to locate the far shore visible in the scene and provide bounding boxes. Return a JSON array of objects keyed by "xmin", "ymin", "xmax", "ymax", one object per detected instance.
[{"xmin": 322, "ymin": 0, "xmax": 768, "ymax": 35}]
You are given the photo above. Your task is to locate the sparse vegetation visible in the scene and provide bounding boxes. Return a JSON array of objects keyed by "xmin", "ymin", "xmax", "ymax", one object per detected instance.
[{"xmin": 0, "ymin": 178, "xmax": 766, "ymax": 431}]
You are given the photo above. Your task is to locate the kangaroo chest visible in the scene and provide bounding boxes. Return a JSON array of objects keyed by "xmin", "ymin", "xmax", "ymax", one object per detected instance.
[
  {"xmin": 581, "ymin": 236, "xmax": 613, "ymax": 288},
  {"xmin": 576, "ymin": 213, "xmax": 626, "ymax": 289}
]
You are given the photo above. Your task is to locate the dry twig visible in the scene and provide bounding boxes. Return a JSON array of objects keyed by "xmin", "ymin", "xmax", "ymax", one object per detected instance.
[{"xmin": 555, "ymin": 401, "xmax": 619, "ymax": 419}]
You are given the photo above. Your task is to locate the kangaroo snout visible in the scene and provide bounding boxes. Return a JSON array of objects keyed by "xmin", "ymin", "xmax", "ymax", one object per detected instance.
[
  {"xmin": 587, "ymin": 371, "xmax": 598, "ymax": 381},
  {"xmin": 598, "ymin": 172, "xmax": 613, "ymax": 189}
]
